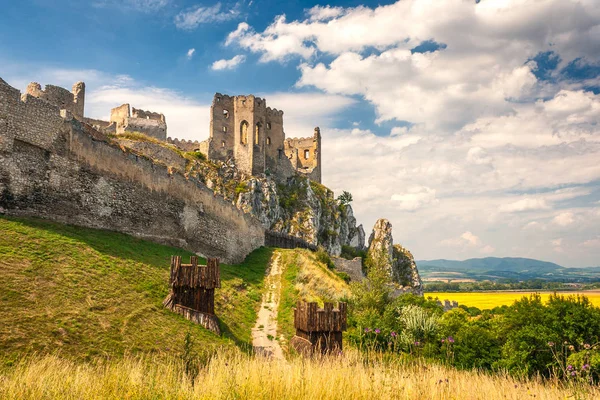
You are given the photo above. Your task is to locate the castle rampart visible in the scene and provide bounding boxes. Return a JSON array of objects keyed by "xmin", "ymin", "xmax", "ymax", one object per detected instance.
[{"xmin": 0, "ymin": 78, "xmax": 264, "ymax": 264}]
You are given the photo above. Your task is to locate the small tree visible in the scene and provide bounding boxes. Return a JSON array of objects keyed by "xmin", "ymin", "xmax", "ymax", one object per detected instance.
[{"xmin": 337, "ymin": 191, "xmax": 353, "ymax": 205}]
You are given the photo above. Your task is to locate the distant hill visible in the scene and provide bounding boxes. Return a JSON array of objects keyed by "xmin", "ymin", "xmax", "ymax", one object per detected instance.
[{"xmin": 416, "ymin": 257, "xmax": 600, "ymax": 282}]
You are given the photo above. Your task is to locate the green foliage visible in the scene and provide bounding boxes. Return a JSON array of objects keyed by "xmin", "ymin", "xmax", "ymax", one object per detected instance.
[
  {"xmin": 181, "ymin": 331, "xmax": 200, "ymax": 383},
  {"xmin": 349, "ymin": 261, "xmax": 600, "ymax": 382},
  {"xmin": 335, "ymin": 271, "xmax": 351, "ymax": 284},
  {"xmin": 235, "ymin": 182, "xmax": 249, "ymax": 195},
  {"xmin": 185, "ymin": 151, "xmax": 207, "ymax": 161},
  {"xmin": 398, "ymin": 305, "xmax": 439, "ymax": 346},
  {"xmin": 340, "ymin": 245, "xmax": 366, "ymax": 261},
  {"xmin": 315, "ymin": 247, "xmax": 335, "ymax": 270},
  {"xmin": 336, "ymin": 191, "xmax": 353, "ymax": 205}
]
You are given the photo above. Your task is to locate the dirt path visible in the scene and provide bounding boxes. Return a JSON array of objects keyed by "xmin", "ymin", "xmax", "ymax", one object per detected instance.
[{"xmin": 252, "ymin": 251, "xmax": 285, "ymax": 360}]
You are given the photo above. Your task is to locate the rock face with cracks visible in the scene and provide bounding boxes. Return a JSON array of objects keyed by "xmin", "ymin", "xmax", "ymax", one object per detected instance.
[
  {"xmin": 367, "ymin": 218, "xmax": 423, "ymax": 295},
  {"xmin": 238, "ymin": 175, "xmax": 365, "ymax": 256}
]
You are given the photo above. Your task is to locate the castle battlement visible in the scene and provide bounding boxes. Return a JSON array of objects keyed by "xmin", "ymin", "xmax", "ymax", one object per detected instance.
[
  {"xmin": 204, "ymin": 92, "xmax": 321, "ymax": 183},
  {"xmin": 25, "ymin": 81, "xmax": 85, "ymax": 120}
]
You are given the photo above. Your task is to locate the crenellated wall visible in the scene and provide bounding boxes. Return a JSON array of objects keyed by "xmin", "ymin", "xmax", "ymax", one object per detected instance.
[{"xmin": 0, "ymin": 78, "xmax": 264, "ymax": 264}]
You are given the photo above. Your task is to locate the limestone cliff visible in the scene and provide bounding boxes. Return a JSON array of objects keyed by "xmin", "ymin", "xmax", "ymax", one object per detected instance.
[
  {"xmin": 367, "ymin": 218, "xmax": 423, "ymax": 295},
  {"xmin": 238, "ymin": 175, "xmax": 364, "ymax": 255}
]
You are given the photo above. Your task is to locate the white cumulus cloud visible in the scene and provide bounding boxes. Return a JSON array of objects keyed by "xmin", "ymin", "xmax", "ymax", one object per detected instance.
[{"xmin": 211, "ymin": 55, "xmax": 246, "ymax": 70}]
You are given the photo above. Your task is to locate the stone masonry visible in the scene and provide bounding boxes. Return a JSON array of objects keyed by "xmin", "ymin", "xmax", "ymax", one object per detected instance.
[
  {"xmin": 0, "ymin": 77, "xmax": 264, "ymax": 264},
  {"xmin": 196, "ymin": 93, "xmax": 321, "ymax": 183}
]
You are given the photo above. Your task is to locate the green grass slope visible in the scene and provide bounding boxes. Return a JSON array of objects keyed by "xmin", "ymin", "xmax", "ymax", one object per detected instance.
[
  {"xmin": 0, "ymin": 216, "xmax": 271, "ymax": 364},
  {"xmin": 277, "ymin": 249, "xmax": 351, "ymax": 343}
]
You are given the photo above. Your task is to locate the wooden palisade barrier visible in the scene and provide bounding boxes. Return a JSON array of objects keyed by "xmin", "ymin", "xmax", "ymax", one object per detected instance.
[
  {"xmin": 163, "ymin": 256, "xmax": 221, "ymax": 334},
  {"xmin": 291, "ymin": 301, "xmax": 347, "ymax": 355}
]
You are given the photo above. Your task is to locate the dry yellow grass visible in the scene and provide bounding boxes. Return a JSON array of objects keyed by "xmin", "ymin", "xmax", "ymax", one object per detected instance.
[
  {"xmin": 1, "ymin": 351, "xmax": 597, "ymax": 399},
  {"xmin": 425, "ymin": 291, "xmax": 600, "ymax": 309}
]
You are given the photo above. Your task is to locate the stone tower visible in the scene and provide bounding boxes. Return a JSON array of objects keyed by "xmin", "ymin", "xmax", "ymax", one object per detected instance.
[{"xmin": 208, "ymin": 93, "xmax": 285, "ymax": 177}]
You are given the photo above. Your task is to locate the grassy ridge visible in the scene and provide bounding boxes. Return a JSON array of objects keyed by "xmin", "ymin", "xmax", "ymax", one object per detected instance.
[{"xmin": 0, "ymin": 216, "xmax": 271, "ymax": 363}]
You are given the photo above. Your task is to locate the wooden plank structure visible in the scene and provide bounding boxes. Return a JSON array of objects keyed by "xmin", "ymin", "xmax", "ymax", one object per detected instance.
[
  {"xmin": 163, "ymin": 256, "xmax": 221, "ymax": 334},
  {"xmin": 291, "ymin": 301, "xmax": 347, "ymax": 355}
]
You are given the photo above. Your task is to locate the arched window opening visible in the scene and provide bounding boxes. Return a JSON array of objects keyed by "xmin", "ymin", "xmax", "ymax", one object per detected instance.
[
  {"xmin": 223, "ymin": 126, "xmax": 227, "ymax": 133},
  {"xmin": 255, "ymin": 123, "xmax": 261, "ymax": 145},
  {"xmin": 267, "ymin": 122, "xmax": 271, "ymax": 130},
  {"xmin": 304, "ymin": 149, "xmax": 310, "ymax": 160},
  {"xmin": 223, "ymin": 109, "xmax": 229, "ymax": 119},
  {"xmin": 221, "ymin": 140, "xmax": 226, "ymax": 148},
  {"xmin": 216, "ymin": 97, "xmax": 221, "ymax": 103},
  {"xmin": 278, "ymin": 149, "xmax": 283, "ymax": 159},
  {"xmin": 266, "ymin": 137, "xmax": 271, "ymax": 145},
  {"xmin": 240, "ymin": 121, "xmax": 249, "ymax": 144}
]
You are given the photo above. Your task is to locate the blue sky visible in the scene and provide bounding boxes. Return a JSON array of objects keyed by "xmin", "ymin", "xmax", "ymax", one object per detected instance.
[{"xmin": 1, "ymin": 0, "xmax": 600, "ymax": 267}]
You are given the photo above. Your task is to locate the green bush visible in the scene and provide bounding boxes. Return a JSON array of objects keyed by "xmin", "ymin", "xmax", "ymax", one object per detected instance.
[
  {"xmin": 336, "ymin": 271, "xmax": 351, "ymax": 284},
  {"xmin": 340, "ymin": 244, "xmax": 366, "ymax": 260},
  {"xmin": 315, "ymin": 247, "xmax": 335, "ymax": 270}
]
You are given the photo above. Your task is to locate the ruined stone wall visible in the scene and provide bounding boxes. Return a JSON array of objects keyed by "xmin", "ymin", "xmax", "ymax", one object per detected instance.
[
  {"xmin": 110, "ymin": 103, "xmax": 167, "ymax": 141},
  {"xmin": 83, "ymin": 117, "xmax": 117, "ymax": 135},
  {"xmin": 25, "ymin": 82, "xmax": 85, "ymax": 120},
  {"xmin": 123, "ymin": 117, "xmax": 167, "ymax": 140},
  {"xmin": 167, "ymin": 137, "xmax": 205, "ymax": 153},
  {"xmin": 110, "ymin": 103, "xmax": 130, "ymax": 127},
  {"xmin": 284, "ymin": 128, "xmax": 321, "ymax": 183},
  {"xmin": 233, "ymin": 95, "xmax": 257, "ymax": 176},
  {"xmin": 0, "ymin": 78, "xmax": 264, "ymax": 264},
  {"xmin": 265, "ymin": 107, "xmax": 284, "ymax": 175},
  {"xmin": 209, "ymin": 94, "xmax": 235, "ymax": 161},
  {"xmin": 332, "ymin": 257, "xmax": 364, "ymax": 282},
  {"xmin": 132, "ymin": 107, "xmax": 165, "ymax": 122},
  {"xmin": 203, "ymin": 93, "xmax": 322, "ymax": 183}
]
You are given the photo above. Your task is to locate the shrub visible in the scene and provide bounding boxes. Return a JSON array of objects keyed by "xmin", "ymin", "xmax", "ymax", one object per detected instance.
[
  {"xmin": 340, "ymin": 244, "xmax": 366, "ymax": 260},
  {"xmin": 336, "ymin": 271, "xmax": 351, "ymax": 284},
  {"xmin": 337, "ymin": 191, "xmax": 353, "ymax": 205},
  {"xmin": 315, "ymin": 247, "xmax": 335, "ymax": 270}
]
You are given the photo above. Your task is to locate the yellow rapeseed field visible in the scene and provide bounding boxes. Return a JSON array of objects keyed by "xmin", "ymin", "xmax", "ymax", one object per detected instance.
[{"xmin": 425, "ymin": 291, "xmax": 600, "ymax": 310}]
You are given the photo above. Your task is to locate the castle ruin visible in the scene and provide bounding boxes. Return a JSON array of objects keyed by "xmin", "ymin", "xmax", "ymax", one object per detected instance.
[
  {"xmin": 193, "ymin": 93, "xmax": 322, "ymax": 183},
  {"xmin": 109, "ymin": 103, "xmax": 167, "ymax": 141},
  {"xmin": 0, "ymin": 78, "xmax": 264, "ymax": 263}
]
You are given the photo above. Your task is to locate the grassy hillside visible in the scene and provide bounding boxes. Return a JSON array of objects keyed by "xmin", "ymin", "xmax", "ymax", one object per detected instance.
[
  {"xmin": 0, "ymin": 216, "xmax": 272, "ymax": 364},
  {"xmin": 277, "ymin": 249, "xmax": 350, "ymax": 343}
]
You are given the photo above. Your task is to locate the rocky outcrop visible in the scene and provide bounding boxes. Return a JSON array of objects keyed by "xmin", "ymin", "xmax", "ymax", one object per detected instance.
[
  {"xmin": 367, "ymin": 218, "xmax": 423, "ymax": 295},
  {"xmin": 235, "ymin": 175, "xmax": 364, "ymax": 255},
  {"xmin": 392, "ymin": 244, "xmax": 423, "ymax": 294}
]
